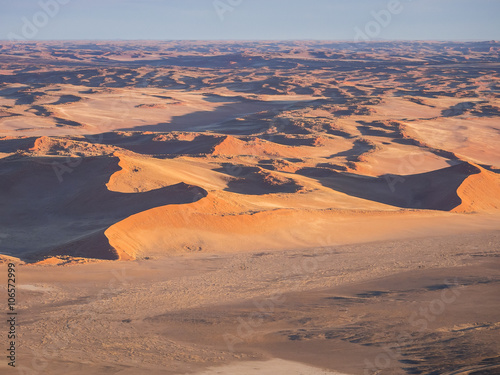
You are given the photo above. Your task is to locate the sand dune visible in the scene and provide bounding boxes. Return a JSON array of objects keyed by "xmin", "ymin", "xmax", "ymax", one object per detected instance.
[
  {"xmin": 0, "ymin": 41, "xmax": 499, "ymax": 375},
  {"xmin": 298, "ymin": 162, "xmax": 500, "ymax": 212},
  {"xmin": 0, "ymin": 154, "xmax": 207, "ymax": 260},
  {"xmin": 454, "ymin": 164, "xmax": 500, "ymax": 212},
  {"xmin": 103, "ymin": 190, "xmax": 500, "ymax": 260}
]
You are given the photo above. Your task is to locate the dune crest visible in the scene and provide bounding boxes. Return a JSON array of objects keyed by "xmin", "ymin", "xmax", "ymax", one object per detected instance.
[
  {"xmin": 210, "ymin": 135, "xmax": 298, "ymax": 158},
  {"xmin": 453, "ymin": 163, "xmax": 500, "ymax": 212}
]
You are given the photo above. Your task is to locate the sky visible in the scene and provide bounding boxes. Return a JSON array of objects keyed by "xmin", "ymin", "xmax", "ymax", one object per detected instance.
[{"xmin": 0, "ymin": 0, "xmax": 499, "ymax": 41}]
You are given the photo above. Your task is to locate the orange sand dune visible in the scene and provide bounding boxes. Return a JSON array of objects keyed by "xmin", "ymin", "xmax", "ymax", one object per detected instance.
[
  {"xmin": 0, "ymin": 154, "xmax": 207, "ymax": 261},
  {"xmin": 297, "ymin": 162, "xmax": 499, "ymax": 212},
  {"xmin": 211, "ymin": 135, "xmax": 297, "ymax": 158},
  {"xmin": 104, "ymin": 188, "xmax": 500, "ymax": 261},
  {"xmin": 3, "ymin": 145, "xmax": 498, "ymax": 262},
  {"xmin": 98, "ymin": 157, "xmax": 500, "ymax": 261},
  {"xmin": 454, "ymin": 164, "xmax": 500, "ymax": 212},
  {"xmin": 106, "ymin": 152, "xmax": 229, "ymax": 193}
]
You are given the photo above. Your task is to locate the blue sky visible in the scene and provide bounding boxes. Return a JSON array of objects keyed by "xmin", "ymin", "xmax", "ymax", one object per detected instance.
[{"xmin": 1, "ymin": 0, "xmax": 499, "ymax": 41}]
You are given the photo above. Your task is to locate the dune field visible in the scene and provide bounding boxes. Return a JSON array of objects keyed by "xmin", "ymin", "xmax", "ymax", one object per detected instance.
[{"xmin": 0, "ymin": 41, "xmax": 499, "ymax": 374}]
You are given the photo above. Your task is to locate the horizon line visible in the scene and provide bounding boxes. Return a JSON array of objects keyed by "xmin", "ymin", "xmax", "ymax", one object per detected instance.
[{"xmin": 1, "ymin": 39, "xmax": 499, "ymax": 43}]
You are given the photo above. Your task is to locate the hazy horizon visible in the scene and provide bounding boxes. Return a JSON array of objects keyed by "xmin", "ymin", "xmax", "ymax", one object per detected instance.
[
  {"xmin": 1, "ymin": 0, "xmax": 499, "ymax": 42},
  {"xmin": 1, "ymin": 38, "xmax": 498, "ymax": 42}
]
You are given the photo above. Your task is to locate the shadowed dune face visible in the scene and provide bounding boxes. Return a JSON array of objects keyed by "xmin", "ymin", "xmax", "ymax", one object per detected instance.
[
  {"xmin": 0, "ymin": 155, "xmax": 207, "ymax": 261},
  {"xmin": 93, "ymin": 132, "xmax": 223, "ymax": 156},
  {"xmin": 216, "ymin": 165, "xmax": 304, "ymax": 195},
  {"xmin": 297, "ymin": 162, "xmax": 484, "ymax": 211},
  {"xmin": 0, "ymin": 40, "xmax": 499, "ymax": 263}
]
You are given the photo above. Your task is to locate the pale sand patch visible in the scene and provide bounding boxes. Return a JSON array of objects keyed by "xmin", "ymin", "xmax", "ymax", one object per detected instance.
[
  {"xmin": 17, "ymin": 284, "xmax": 55, "ymax": 292},
  {"xmin": 403, "ymin": 116, "xmax": 500, "ymax": 167},
  {"xmin": 191, "ymin": 359, "xmax": 348, "ymax": 375}
]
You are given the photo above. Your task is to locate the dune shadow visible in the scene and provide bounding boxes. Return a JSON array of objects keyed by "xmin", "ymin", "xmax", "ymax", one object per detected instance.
[
  {"xmin": 297, "ymin": 162, "xmax": 480, "ymax": 210},
  {"xmin": 87, "ymin": 131, "xmax": 222, "ymax": 157},
  {"xmin": 0, "ymin": 155, "xmax": 207, "ymax": 261},
  {"xmin": 120, "ymin": 99, "xmax": 300, "ymax": 133},
  {"xmin": 0, "ymin": 136, "xmax": 38, "ymax": 153},
  {"xmin": 216, "ymin": 164, "xmax": 302, "ymax": 195},
  {"xmin": 328, "ymin": 139, "xmax": 376, "ymax": 162}
]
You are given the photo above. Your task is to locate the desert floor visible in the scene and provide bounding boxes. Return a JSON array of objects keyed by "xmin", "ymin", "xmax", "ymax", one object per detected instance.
[{"xmin": 1, "ymin": 231, "xmax": 499, "ymax": 374}]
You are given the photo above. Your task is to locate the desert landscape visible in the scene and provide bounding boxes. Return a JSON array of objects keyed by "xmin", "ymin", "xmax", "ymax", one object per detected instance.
[{"xmin": 0, "ymin": 40, "xmax": 499, "ymax": 374}]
